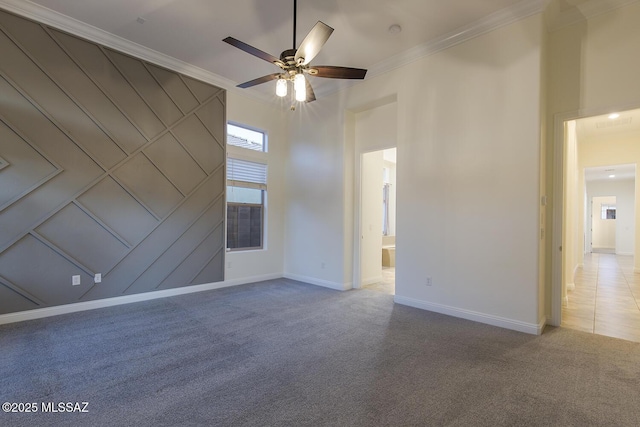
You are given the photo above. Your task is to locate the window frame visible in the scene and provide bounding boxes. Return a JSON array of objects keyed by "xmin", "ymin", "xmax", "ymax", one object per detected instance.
[
  {"xmin": 227, "ymin": 121, "xmax": 268, "ymax": 152},
  {"xmin": 226, "ymin": 122, "xmax": 268, "ymax": 252}
]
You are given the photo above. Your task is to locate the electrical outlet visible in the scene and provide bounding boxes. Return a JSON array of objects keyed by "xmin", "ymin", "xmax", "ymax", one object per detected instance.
[
  {"xmin": 94, "ymin": 273, "xmax": 102, "ymax": 283},
  {"xmin": 72, "ymin": 275, "xmax": 81, "ymax": 286},
  {"xmin": 321, "ymin": 262, "xmax": 326, "ymax": 269},
  {"xmin": 227, "ymin": 261, "xmax": 232, "ymax": 269},
  {"xmin": 426, "ymin": 277, "xmax": 432, "ymax": 286}
]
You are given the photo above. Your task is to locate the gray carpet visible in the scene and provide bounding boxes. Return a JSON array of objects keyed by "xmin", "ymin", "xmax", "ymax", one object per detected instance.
[{"xmin": 1, "ymin": 279, "xmax": 639, "ymax": 426}]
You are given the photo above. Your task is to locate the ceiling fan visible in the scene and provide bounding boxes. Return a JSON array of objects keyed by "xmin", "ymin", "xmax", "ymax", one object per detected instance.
[{"xmin": 223, "ymin": 0, "xmax": 367, "ymax": 106}]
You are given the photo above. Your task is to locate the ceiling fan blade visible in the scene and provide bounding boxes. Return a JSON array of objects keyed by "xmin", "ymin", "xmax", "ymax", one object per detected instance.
[
  {"xmin": 311, "ymin": 66, "xmax": 367, "ymax": 79},
  {"xmin": 223, "ymin": 37, "xmax": 283, "ymax": 66},
  {"xmin": 294, "ymin": 21, "xmax": 334, "ymax": 66},
  {"xmin": 237, "ymin": 73, "xmax": 281, "ymax": 89},
  {"xmin": 305, "ymin": 77, "xmax": 316, "ymax": 103}
]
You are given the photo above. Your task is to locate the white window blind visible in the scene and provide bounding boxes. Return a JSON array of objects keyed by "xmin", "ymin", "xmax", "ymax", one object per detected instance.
[
  {"xmin": 227, "ymin": 123, "xmax": 265, "ymax": 151},
  {"xmin": 227, "ymin": 158, "xmax": 267, "ymax": 190}
]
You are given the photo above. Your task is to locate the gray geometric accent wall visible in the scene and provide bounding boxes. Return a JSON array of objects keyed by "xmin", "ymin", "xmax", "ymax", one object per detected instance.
[{"xmin": 0, "ymin": 10, "xmax": 226, "ymax": 315}]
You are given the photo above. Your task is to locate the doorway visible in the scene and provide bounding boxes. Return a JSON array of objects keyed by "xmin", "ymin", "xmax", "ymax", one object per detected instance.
[
  {"xmin": 350, "ymin": 98, "xmax": 398, "ymax": 294},
  {"xmin": 359, "ymin": 148, "xmax": 396, "ymax": 295},
  {"xmin": 555, "ymin": 108, "xmax": 640, "ymax": 342}
]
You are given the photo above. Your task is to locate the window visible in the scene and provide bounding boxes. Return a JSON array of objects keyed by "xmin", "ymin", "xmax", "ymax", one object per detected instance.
[
  {"xmin": 227, "ymin": 186, "xmax": 263, "ymax": 250},
  {"xmin": 227, "ymin": 159, "xmax": 266, "ymax": 250},
  {"xmin": 227, "ymin": 123, "xmax": 266, "ymax": 152},
  {"xmin": 601, "ymin": 204, "xmax": 616, "ymax": 220},
  {"xmin": 226, "ymin": 123, "xmax": 268, "ymax": 251}
]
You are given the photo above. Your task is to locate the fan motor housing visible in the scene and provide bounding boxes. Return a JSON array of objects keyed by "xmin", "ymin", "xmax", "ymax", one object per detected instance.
[{"xmin": 280, "ymin": 49, "xmax": 297, "ymax": 67}]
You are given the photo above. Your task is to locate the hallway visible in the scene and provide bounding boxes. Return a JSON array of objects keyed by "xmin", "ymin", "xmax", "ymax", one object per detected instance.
[{"xmin": 562, "ymin": 254, "xmax": 640, "ymax": 342}]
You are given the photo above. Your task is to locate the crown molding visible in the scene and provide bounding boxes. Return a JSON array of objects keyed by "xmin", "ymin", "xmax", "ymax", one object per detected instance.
[
  {"xmin": 546, "ymin": 0, "xmax": 640, "ymax": 32},
  {"xmin": 315, "ymin": 0, "xmax": 548, "ymax": 99},
  {"xmin": 316, "ymin": 0, "xmax": 639, "ymax": 98},
  {"xmin": 0, "ymin": 0, "xmax": 273, "ymax": 103},
  {"xmin": 367, "ymin": 0, "xmax": 547, "ymax": 80}
]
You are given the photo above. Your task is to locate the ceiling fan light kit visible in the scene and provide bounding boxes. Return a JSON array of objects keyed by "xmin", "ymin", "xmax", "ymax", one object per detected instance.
[
  {"xmin": 223, "ymin": 0, "xmax": 367, "ymax": 108},
  {"xmin": 276, "ymin": 77, "xmax": 288, "ymax": 97}
]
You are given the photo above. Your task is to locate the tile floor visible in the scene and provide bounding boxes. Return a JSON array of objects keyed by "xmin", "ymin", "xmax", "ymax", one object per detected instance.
[
  {"xmin": 562, "ymin": 253, "xmax": 640, "ymax": 343},
  {"xmin": 362, "ymin": 267, "xmax": 395, "ymax": 295}
]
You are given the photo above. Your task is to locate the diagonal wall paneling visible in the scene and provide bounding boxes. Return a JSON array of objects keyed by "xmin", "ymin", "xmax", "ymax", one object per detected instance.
[{"xmin": 0, "ymin": 9, "xmax": 226, "ymax": 316}]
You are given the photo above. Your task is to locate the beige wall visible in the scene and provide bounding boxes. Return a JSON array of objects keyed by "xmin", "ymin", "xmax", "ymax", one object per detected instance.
[{"xmin": 287, "ymin": 14, "xmax": 545, "ymax": 332}]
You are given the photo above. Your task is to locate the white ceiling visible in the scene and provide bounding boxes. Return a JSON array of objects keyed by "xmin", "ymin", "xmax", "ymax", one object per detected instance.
[{"xmin": 12, "ymin": 0, "xmax": 539, "ymax": 99}]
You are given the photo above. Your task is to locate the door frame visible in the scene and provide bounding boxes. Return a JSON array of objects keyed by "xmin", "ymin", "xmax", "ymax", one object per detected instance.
[
  {"xmin": 551, "ymin": 103, "xmax": 640, "ymax": 326},
  {"xmin": 353, "ymin": 147, "xmax": 396, "ymax": 289}
]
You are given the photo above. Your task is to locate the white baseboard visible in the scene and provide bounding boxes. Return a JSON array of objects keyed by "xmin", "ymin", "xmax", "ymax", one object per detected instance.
[
  {"xmin": 362, "ymin": 276, "xmax": 383, "ymax": 286},
  {"xmin": 592, "ymin": 248, "xmax": 615, "ymax": 254},
  {"xmin": 616, "ymin": 252, "xmax": 633, "ymax": 256},
  {"xmin": 537, "ymin": 316, "xmax": 547, "ymax": 335},
  {"xmin": 572, "ymin": 263, "xmax": 580, "ymax": 282},
  {"xmin": 0, "ymin": 273, "xmax": 282, "ymax": 326},
  {"xmin": 283, "ymin": 273, "xmax": 351, "ymax": 291},
  {"xmin": 394, "ymin": 295, "xmax": 543, "ymax": 335},
  {"xmin": 223, "ymin": 273, "xmax": 283, "ymax": 287}
]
